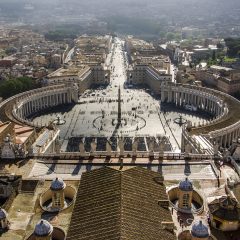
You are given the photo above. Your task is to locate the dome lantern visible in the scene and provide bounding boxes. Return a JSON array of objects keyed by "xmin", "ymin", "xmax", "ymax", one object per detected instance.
[
  {"xmin": 34, "ymin": 220, "xmax": 53, "ymax": 238},
  {"xmin": 50, "ymin": 178, "xmax": 66, "ymax": 209},
  {"xmin": 179, "ymin": 177, "xmax": 193, "ymax": 191},
  {"xmin": 50, "ymin": 177, "xmax": 66, "ymax": 191},
  {"xmin": 0, "ymin": 208, "xmax": 7, "ymax": 220},
  {"xmin": 0, "ymin": 208, "xmax": 8, "ymax": 230},
  {"xmin": 191, "ymin": 220, "xmax": 209, "ymax": 239}
]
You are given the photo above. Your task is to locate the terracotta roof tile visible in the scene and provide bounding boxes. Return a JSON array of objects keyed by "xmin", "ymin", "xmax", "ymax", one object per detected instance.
[{"xmin": 66, "ymin": 167, "xmax": 176, "ymax": 240}]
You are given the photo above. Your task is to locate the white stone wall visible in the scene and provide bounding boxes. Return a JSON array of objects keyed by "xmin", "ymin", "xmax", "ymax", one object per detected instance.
[{"xmin": 127, "ymin": 64, "xmax": 171, "ymax": 94}]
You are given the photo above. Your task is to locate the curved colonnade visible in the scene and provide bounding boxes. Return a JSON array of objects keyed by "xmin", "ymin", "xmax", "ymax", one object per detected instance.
[
  {"xmin": 161, "ymin": 83, "xmax": 240, "ymax": 150},
  {"xmin": 161, "ymin": 83, "xmax": 227, "ymax": 122},
  {"xmin": 0, "ymin": 84, "xmax": 78, "ymax": 128},
  {"xmin": 0, "ymin": 82, "xmax": 240, "ymax": 153}
]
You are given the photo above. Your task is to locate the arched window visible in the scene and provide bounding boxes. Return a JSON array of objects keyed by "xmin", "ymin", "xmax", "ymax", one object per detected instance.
[
  {"xmin": 182, "ymin": 193, "xmax": 190, "ymax": 208},
  {"xmin": 53, "ymin": 192, "xmax": 61, "ymax": 207}
]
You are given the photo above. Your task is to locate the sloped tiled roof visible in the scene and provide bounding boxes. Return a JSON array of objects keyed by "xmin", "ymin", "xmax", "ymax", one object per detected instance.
[
  {"xmin": 66, "ymin": 167, "xmax": 176, "ymax": 240},
  {"xmin": 209, "ymin": 195, "xmax": 240, "ymax": 221}
]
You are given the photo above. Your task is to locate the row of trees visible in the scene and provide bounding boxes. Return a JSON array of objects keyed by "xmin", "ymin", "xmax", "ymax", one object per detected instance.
[
  {"xmin": 45, "ymin": 30, "xmax": 77, "ymax": 41},
  {"xmin": 0, "ymin": 77, "xmax": 40, "ymax": 99},
  {"xmin": 225, "ymin": 38, "xmax": 240, "ymax": 57},
  {"xmin": 106, "ymin": 16, "xmax": 163, "ymax": 36}
]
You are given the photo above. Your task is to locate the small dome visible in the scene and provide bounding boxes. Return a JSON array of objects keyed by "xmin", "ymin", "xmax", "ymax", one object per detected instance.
[
  {"xmin": 191, "ymin": 220, "xmax": 209, "ymax": 238},
  {"xmin": 0, "ymin": 208, "xmax": 7, "ymax": 220},
  {"xmin": 179, "ymin": 177, "xmax": 193, "ymax": 191},
  {"xmin": 4, "ymin": 136, "xmax": 10, "ymax": 142},
  {"xmin": 50, "ymin": 177, "xmax": 66, "ymax": 191},
  {"xmin": 34, "ymin": 220, "xmax": 53, "ymax": 237}
]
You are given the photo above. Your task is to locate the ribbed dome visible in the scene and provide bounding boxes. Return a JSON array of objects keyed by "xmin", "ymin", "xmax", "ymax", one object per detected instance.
[
  {"xmin": 50, "ymin": 177, "xmax": 66, "ymax": 191},
  {"xmin": 0, "ymin": 208, "xmax": 7, "ymax": 220},
  {"xmin": 179, "ymin": 177, "xmax": 193, "ymax": 191},
  {"xmin": 34, "ymin": 220, "xmax": 53, "ymax": 236},
  {"xmin": 191, "ymin": 220, "xmax": 209, "ymax": 238}
]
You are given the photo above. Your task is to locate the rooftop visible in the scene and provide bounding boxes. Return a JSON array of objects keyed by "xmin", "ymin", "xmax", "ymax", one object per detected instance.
[
  {"xmin": 208, "ymin": 195, "xmax": 240, "ymax": 221},
  {"xmin": 0, "ymin": 179, "xmax": 78, "ymax": 239},
  {"xmin": 0, "ymin": 56, "xmax": 17, "ymax": 61},
  {"xmin": 210, "ymin": 65, "xmax": 233, "ymax": 71},
  {"xmin": 190, "ymin": 90, "xmax": 240, "ymax": 135},
  {"xmin": 67, "ymin": 167, "xmax": 176, "ymax": 240},
  {"xmin": 14, "ymin": 124, "xmax": 34, "ymax": 144},
  {"xmin": 0, "ymin": 122, "xmax": 11, "ymax": 133},
  {"xmin": 47, "ymin": 65, "xmax": 90, "ymax": 78}
]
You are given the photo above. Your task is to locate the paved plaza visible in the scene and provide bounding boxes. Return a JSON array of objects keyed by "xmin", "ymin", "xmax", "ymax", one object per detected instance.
[{"xmin": 32, "ymin": 38, "xmax": 211, "ymax": 152}]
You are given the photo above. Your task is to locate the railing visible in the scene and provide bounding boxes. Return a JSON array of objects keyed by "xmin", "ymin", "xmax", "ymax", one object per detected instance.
[{"xmin": 33, "ymin": 151, "xmax": 213, "ymax": 161}]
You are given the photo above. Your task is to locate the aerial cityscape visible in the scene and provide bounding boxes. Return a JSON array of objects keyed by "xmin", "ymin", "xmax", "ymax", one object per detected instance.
[{"xmin": 0, "ymin": 0, "xmax": 240, "ymax": 239}]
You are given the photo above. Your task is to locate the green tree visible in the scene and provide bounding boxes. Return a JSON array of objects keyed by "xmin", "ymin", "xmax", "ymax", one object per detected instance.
[
  {"xmin": 225, "ymin": 38, "xmax": 240, "ymax": 57},
  {"xmin": 175, "ymin": 33, "xmax": 182, "ymax": 41},
  {"xmin": 0, "ymin": 77, "xmax": 39, "ymax": 99},
  {"xmin": 5, "ymin": 47, "xmax": 17, "ymax": 55},
  {"xmin": 212, "ymin": 50, "xmax": 216, "ymax": 61},
  {"xmin": 166, "ymin": 32, "xmax": 175, "ymax": 42}
]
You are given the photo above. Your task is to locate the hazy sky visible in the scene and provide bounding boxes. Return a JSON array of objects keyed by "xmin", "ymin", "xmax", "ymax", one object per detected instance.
[
  {"xmin": 1, "ymin": 0, "xmax": 240, "ymax": 28},
  {"xmin": 0, "ymin": 0, "xmax": 236, "ymax": 10}
]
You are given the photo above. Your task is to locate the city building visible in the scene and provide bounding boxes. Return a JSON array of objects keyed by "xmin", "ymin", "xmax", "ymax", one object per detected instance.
[
  {"xmin": 0, "ymin": 36, "xmax": 240, "ymax": 240},
  {"xmin": 127, "ymin": 64, "xmax": 171, "ymax": 94},
  {"xmin": 196, "ymin": 65, "xmax": 240, "ymax": 94},
  {"xmin": 208, "ymin": 195, "xmax": 240, "ymax": 231},
  {"xmin": 73, "ymin": 35, "xmax": 112, "ymax": 65},
  {"xmin": 46, "ymin": 64, "xmax": 110, "ymax": 93},
  {"xmin": 0, "ymin": 56, "xmax": 18, "ymax": 68}
]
